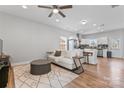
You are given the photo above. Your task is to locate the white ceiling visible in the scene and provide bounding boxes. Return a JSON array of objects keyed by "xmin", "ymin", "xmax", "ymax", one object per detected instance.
[{"xmin": 0, "ymin": 5, "xmax": 124, "ymax": 35}]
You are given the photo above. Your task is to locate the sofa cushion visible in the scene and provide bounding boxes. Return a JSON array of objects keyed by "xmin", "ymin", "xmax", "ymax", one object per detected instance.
[
  {"xmin": 61, "ymin": 58, "xmax": 74, "ymax": 65},
  {"xmin": 48, "ymin": 55, "xmax": 62, "ymax": 62},
  {"xmin": 54, "ymin": 51, "xmax": 61, "ymax": 57},
  {"xmin": 63, "ymin": 51, "xmax": 75, "ymax": 58},
  {"xmin": 64, "ymin": 49, "xmax": 83, "ymax": 58},
  {"xmin": 61, "ymin": 51, "xmax": 66, "ymax": 57}
]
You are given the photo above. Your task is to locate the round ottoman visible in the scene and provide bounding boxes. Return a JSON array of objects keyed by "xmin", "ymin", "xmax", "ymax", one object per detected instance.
[{"xmin": 30, "ymin": 59, "xmax": 51, "ymax": 75}]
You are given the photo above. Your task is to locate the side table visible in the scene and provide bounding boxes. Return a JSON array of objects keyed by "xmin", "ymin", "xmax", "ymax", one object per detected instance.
[{"xmin": 72, "ymin": 56, "xmax": 84, "ymax": 74}]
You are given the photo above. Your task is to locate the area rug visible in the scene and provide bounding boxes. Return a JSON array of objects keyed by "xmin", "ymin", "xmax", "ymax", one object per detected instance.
[{"xmin": 13, "ymin": 64, "xmax": 78, "ymax": 88}]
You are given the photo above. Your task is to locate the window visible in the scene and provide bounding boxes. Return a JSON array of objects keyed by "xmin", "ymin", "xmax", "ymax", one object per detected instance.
[{"xmin": 59, "ymin": 37, "xmax": 67, "ymax": 51}]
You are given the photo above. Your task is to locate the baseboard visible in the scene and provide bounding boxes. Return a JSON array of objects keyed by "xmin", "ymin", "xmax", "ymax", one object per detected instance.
[
  {"xmin": 11, "ymin": 61, "xmax": 31, "ymax": 66},
  {"xmin": 111, "ymin": 57, "xmax": 124, "ymax": 59}
]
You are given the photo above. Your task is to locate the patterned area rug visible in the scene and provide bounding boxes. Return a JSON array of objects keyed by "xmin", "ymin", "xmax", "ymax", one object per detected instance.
[{"xmin": 13, "ymin": 64, "xmax": 78, "ymax": 88}]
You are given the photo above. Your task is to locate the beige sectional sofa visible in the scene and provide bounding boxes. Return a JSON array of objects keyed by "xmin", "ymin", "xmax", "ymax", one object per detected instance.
[
  {"xmin": 48, "ymin": 49, "xmax": 98, "ymax": 70},
  {"xmin": 48, "ymin": 49, "xmax": 84, "ymax": 70}
]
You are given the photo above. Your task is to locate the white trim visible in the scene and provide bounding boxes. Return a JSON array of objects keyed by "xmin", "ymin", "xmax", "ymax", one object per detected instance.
[{"xmin": 11, "ymin": 61, "xmax": 31, "ymax": 66}]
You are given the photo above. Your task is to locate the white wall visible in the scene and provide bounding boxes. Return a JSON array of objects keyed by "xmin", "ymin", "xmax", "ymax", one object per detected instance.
[
  {"xmin": 0, "ymin": 12, "xmax": 74, "ymax": 63},
  {"xmin": 83, "ymin": 29, "xmax": 124, "ymax": 58}
]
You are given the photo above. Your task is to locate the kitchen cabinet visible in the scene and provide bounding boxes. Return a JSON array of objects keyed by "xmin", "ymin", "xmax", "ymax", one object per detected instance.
[{"xmin": 103, "ymin": 49, "xmax": 107, "ymax": 57}]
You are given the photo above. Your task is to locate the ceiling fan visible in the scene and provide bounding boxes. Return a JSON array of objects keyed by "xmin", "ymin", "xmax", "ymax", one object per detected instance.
[
  {"xmin": 37, "ymin": 5, "xmax": 72, "ymax": 18},
  {"xmin": 111, "ymin": 5, "xmax": 120, "ymax": 8}
]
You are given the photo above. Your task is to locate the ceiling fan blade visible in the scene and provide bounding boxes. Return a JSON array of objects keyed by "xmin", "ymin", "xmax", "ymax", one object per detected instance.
[
  {"xmin": 37, "ymin": 5, "xmax": 52, "ymax": 9},
  {"xmin": 111, "ymin": 5, "xmax": 120, "ymax": 8},
  {"xmin": 53, "ymin": 5, "xmax": 58, "ymax": 8},
  {"xmin": 59, "ymin": 5, "xmax": 72, "ymax": 9},
  {"xmin": 48, "ymin": 12, "xmax": 53, "ymax": 17},
  {"xmin": 58, "ymin": 11, "xmax": 66, "ymax": 17}
]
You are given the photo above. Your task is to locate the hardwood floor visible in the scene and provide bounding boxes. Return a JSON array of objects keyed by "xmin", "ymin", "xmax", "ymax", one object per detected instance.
[
  {"xmin": 7, "ymin": 57, "xmax": 124, "ymax": 88},
  {"xmin": 65, "ymin": 58, "xmax": 124, "ymax": 88}
]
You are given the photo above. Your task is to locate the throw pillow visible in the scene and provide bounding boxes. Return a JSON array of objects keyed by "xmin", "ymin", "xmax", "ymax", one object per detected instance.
[{"xmin": 54, "ymin": 51, "xmax": 61, "ymax": 57}]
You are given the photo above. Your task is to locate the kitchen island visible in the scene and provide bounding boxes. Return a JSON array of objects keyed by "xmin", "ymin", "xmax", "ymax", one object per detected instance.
[{"xmin": 83, "ymin": 49, "xmax": 97, "ymax": 65}]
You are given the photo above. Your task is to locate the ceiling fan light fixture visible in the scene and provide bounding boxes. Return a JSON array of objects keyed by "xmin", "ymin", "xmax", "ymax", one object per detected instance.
[
  {"xmin": 22, "ymin": 5, "xmax": 27, "ymax": 9},
  {"xmin": 81, "ymin": 20, "xmax": 88, "ymax": 25},
  {"xmin": 53, "ymin": 9, "xmax": 59, "ymax": 14}
]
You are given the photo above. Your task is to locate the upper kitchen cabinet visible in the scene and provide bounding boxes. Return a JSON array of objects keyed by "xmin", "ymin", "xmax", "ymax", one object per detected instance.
[{"xmin": 97, "ymin": 37, "xmax": 108, "ymax": 44}]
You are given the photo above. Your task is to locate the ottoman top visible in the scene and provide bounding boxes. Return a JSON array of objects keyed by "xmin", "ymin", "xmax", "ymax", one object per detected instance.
[{"xmin": 31, "ymin": 59, "xmax": 51, "ymax": 65}]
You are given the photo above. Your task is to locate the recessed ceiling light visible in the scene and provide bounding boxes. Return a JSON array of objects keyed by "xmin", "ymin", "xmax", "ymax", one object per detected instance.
[
  {"xmin": 53, "ymin": 9, "xmax": 59, "ymax": 14},
  {"xmin": 97, "ymin": 26, "xmax": 101, "ymax": 30},
  {"xmin": 55, "ymin": 19, "xmax": 60, "ymax": 22},
  {"xmin": 93, "ymin": 24, "xmax": 97, "ymax": 26},
  {"xmin": 80, "ymin": 20, "xmax": 88, "ymax": 25},
  {"xmin": 22, "ymin": 5, "xmax": 27, "ymax": 9}
]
